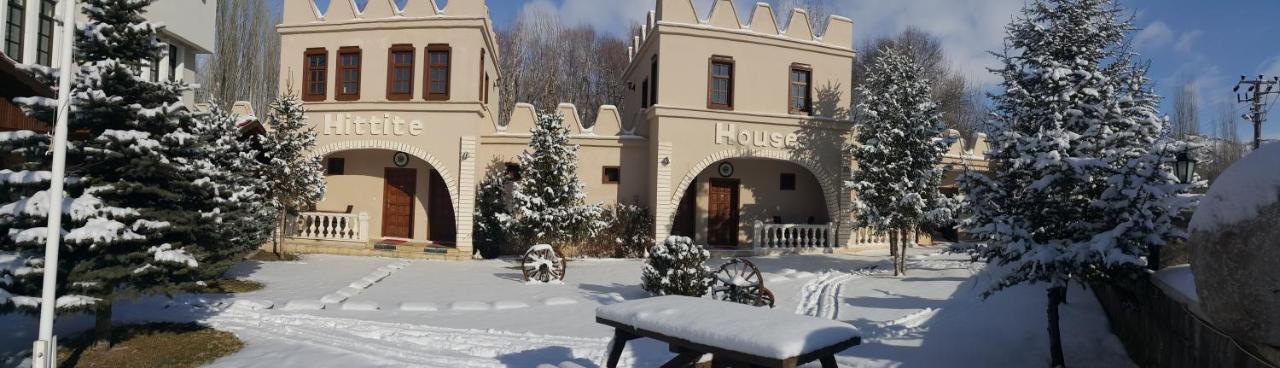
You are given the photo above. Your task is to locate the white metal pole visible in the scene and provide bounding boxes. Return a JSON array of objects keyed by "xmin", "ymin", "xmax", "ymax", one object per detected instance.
[{"xmin": 32, "ymin": 0, "xmax": 77, "ymax": 367}]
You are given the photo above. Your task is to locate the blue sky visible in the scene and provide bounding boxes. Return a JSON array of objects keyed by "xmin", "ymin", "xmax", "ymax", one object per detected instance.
[{"xmin": 278, "ymin": 0, "xmax": 1280, "ymax": 140}]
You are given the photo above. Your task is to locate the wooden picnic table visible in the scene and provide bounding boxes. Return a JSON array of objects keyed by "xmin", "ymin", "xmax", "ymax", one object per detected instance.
[{"xmin": 596, "ymin": 295, "xmax": 862, "ymax": 368}]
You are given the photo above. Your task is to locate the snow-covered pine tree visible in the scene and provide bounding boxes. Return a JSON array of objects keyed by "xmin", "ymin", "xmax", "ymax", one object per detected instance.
[
  {"xmin": 473, "ymin": 169, "xmax": 508, "ymax": 259},
  {"xmin": 507, "ymin": 112, "xmax": 604, "ymax": 249},
  {"xmin": 2, "ymin": 0, "xmax": 234, "ymax": 345},
  {"xmin": 959, "ymin": 0, "xmax": 1194, "ymax": 366},
  {"xmin": 641, "ymin": 236, "xmax": 711, "ymax": 297},
  {"xmin": 261, "ymin": 92, "xmax": 326, "ymax": 255},
  {"xmin": 189, "ymin": 102, "xmax": 275, "ymax": 274},
  {"xmin": 849, "ymin": 46, "xmax": 953, "ymax": 276}
]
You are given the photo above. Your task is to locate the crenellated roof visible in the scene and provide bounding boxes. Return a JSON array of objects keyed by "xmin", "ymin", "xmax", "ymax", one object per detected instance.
[
  {"xmin": 634, "ymin": 0, "xmax": 854, "ymax": 61},
  {"xmin": 280, "ymin": 0, "xmax": 493, "ymax": 24}
]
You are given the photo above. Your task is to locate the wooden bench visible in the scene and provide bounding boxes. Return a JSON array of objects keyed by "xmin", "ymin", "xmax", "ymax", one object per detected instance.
[{"xmin": 596, "ymin": 295, "xmax": 861, "ymax": 368}]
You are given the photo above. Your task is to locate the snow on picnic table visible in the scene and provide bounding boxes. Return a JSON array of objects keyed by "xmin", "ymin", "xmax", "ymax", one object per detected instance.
[{"xmin": 0, "ymin": 249, "xmax": 1134, "ymax": 368}]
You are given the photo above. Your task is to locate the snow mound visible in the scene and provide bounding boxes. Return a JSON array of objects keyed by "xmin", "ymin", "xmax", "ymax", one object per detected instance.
[
  {"xmin": 349, "ymin": 279, "xmax": 375, "ymax": 289},
  {"xmin": 342, "ymin": 301, "xmax": 380, "ymax": 311},
  {"xmin": 542, "ymin": 297, "xmax": 578, "ymax": 306},
  {"xmin": 1189, "ymin": 142, "xmax": 1280, "ymax": 233},
  {"xmin": 400, "ymin": 302, "xmax": 440, "ymax": 312},
  {"xmin": 789, "ymin": 271, "xmax": 816, "ymax": 280},
  {"xmin": 493, "ymin": 300, "xmax": 529, "ymax": 310},
  {"xmin": 232, "ymin": 299, "xmax": 274, "ymax": 310},
  {"xmin": 282, "ymin": 300, "xmax": 326, "ymax": 311},
  {"xmin": 335, "ymin": 287, "xmax": 362, "ymax": 298},
  {"xmin": 536, "ymin": 363, "xmax": 587, "ymax": 368},
  {"xmin": 596, "ymin": 295, "xmax": 859, "ymax": 359},
  {"xmin": 765, "ymin": 275, "xmax": 790, "ymax": 284},
  {"xmin": 450, "ymin": 301, "xmax": 492, "ymax": 311},
  {"xmin": 320, "ymin": 293, "xmax": 348, "ymax": 304}
]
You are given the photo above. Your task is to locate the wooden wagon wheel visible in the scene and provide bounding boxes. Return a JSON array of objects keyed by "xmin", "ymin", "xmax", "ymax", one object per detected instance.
[
  {"xmin": 710, "ymin": 258, "xmax": 774, "ymax": 307},
  {"xmin": 522, "ymin": 244, "xmax": 566, "ymax": 283}
]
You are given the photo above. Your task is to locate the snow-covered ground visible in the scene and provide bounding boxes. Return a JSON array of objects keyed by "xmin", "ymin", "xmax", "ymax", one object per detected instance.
[{"xmin": 0, "ymin": 248, "xmax": 1134, "ymax": 367}]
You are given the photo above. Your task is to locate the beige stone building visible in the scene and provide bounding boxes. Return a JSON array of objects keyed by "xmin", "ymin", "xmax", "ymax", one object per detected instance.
[{"xmin": 276, "ymin": 0, "xmax": 989, "ymax": 260}]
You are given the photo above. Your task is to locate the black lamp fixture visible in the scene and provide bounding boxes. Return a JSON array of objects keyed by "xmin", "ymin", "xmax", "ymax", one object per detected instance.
[{"xmin": 1174, "ymin": 151, "xmax": 1196, "ymax": 184}]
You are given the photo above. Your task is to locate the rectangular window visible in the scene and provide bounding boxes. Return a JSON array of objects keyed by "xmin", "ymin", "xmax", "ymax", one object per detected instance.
[
  {"xmin": 641, "ymin": 79, "xmax": 650, "ymax": 108},
  {"xmin": 789, "ymin": 65, "xmax": 812, "ymax": 114},
  {"xmin": 149, "ymin": 58, "xmax": 159, "ymax": 82},
  {"xmin": 303, "ymin": 48, "xmax": 327, "ymax": 101},
  {"xmin": 34, "ymin": 0, "xmax": 53, "ymax": 66},
  {"xmin": 326, "ymin": 158, "xmax": 345, "ymax": 175},
  {"xmin": 425, "ymin": 44, "xmax": 451, "ymax": 101},
  {"xmin": 336, "ymin": 47, "xmax": 361, "ymax": 100},
  {"xmin": 780, "ymin": 173, "xmax": 796, "ymax": 191},
  {"xmin": 603, "ymin": 167, "xmax": 621, "ymax": 184},
  {"xmin": 386, "ymin": 44, "xmax": 414, "ymax": 100},
  {"xmin": 650, "ymin": 55, "xmax": 658, "ymax": 105},
  {"xmin": 5, "ymin": 0, "xmax": 25, "ymax": 59},
  {"xmin": 483, "ymin": 73, "xmax": 490, "ymax": 104},
  {"xmin": 479, "ymin": 49, "xmax": 486, "ymax": 103},
  {"xmin": 169, "ymin": 45, "xmax": 179, "ymax": 81},
  {"xmin": 504, "ymin": 162, "xmax": 521, "ymax": 181},
  {"xmin": 708, "ymin": 56, "xmax": 734, "ymax": 110}
]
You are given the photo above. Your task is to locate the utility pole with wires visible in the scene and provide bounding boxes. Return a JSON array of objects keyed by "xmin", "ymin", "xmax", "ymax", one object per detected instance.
[{"xmin": 1233, "ymin": 75, "xmax": 1279, "ymax": 150}]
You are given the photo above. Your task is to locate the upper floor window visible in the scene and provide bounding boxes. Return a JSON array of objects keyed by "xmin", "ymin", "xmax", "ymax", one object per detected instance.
[
  {"xmin": 35, "ymin": 0, "xmax": 53, "ymax": 66},
  {"xmin": 479, "ymin": 49, "xmax": 487, "ymax": 104},
  {"xmin": 336, "ymin": 46, "xmax": 361, "ymax": 101},
  {"xmin": 303, "ymin": 48, "xmax": 327, "ymax": 101},
  {"xmin": 5, "ymin": 0, "xmax": 25, "ymax": 59},
  {"xmin": 483, "ymin": 73, "xmax": 490, "ymax": 104},
  {"xmin": 149, "ymin": 57, "xmax": 159, "ymax": 82},
  {"xmin": 641, "ymin": 79, "xmax": 650, "ymax": 108},
  {"xmin": 789, "ymin": 64, "xmax": 812, "ymax": 115},
  {"xmin": 649, "ymin": 55, "xmax": 658, "ymax": 105},
  {"xmin": 708, "ymin": 56, "xmax": 734, "ymax": 110},
  {"xmin": 386, "ymin": 44, "xmax": 414, "ymax": 100},
  {"xmin": 169, "ymin": 45, "xmax": 179, "ymax": 81},
  {"xmin": 425, "ymin": 44, "xmax": 451, "ymax": 101}
]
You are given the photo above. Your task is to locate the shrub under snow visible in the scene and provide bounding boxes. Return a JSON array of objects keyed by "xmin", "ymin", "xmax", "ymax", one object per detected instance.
[{"xmin": 641, "ymin": 236, "xmax": 711, "ymax": 297}]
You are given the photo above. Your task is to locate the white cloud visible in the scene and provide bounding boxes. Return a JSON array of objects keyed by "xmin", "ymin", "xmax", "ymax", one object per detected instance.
[
  {"xmin": 1174, "ymin": 30, "xmax": 1203, "ymax": 55},
  {"xmin": 1134, "ymin": 21, "xmax": 1175, "ymax": 50},
  {"xmin": 515, "ymin": 0, "xmax": 656, "ymax": 37}
]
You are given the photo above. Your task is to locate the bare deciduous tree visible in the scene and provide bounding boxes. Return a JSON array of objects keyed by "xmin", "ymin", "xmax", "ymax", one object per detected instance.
[
  {"xmin": 196, "ymin": 0, "xmax": 281, "ymax": 115},
  {"xmin": 1172, "ymin": 78, "xmax": 1200, "ymax": 140}
]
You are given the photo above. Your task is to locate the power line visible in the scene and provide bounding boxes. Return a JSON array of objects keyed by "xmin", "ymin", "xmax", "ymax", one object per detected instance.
[{"xmin": 1234, "ymin": 75, "xmax": 1280, "ymax": 150}]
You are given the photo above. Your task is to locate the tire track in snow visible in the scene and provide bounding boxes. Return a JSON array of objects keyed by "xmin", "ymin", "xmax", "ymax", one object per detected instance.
[
  {"xmin": 207, "ymin": 307, "xmax": 617, "ymax": 367},
  {"xmin": 793, "ymin": 271, "xmax": 856, "ymax": 320}
]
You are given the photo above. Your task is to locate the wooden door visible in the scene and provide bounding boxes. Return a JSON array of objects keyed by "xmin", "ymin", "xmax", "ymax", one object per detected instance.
[
  {"xmin": 428, "ymin": 169, "xmax": 457, "ymax": 244},
  {"xmin": 707, "ymin": 178, "xmax": 739, "ymax": 246},
  {"xmin": 671, "ymin": 180, "xmax": 697, "ymax": 237},
  {"xmin": 382, "ymin": 168, "xmax": 417, "ymax": 239}
]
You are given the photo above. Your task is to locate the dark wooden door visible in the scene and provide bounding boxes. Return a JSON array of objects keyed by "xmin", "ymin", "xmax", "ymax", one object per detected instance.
[
  {"xmin": 671, "ymin": 180, "xmax": 697, "ymax": 237},
  {"xmin": 707, "ymin": 178, "xmax": 739, "ymax": 246},
  {"xmin": 428, "ymin": 170, "xmax": 456, "ymax": 244},
  {"xmin": 382, "ymin": 168, "xmax": 416, "ymax": 239}
]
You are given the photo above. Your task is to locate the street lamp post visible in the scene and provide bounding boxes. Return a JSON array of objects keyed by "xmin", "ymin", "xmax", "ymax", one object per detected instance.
[
  {"xmin": 1150, "ymin": 151, "xmax": 1197, "ymax": 272},
  {"xmin": 32, "ymin": 0, "xmax": 77, "ymax": 367}
]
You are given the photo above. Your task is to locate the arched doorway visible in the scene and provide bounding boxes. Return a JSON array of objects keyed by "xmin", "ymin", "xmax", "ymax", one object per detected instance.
[{"xmin": 310, "ymin": 141, "xmax": 459, "ymax": 245}]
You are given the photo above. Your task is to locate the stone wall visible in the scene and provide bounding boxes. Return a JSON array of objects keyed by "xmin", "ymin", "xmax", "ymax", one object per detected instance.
[{"xmin": 1093, "ymin": 278, "xmax": 1279, "ymax": 368}]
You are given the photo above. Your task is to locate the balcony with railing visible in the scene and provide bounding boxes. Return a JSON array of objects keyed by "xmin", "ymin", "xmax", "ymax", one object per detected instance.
[{"xmin": 286, "ymin": 211, "xmax": 370, "ymax": 243}]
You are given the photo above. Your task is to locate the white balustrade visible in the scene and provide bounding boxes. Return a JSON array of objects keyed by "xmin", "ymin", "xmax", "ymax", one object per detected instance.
[
  {"xmin": 850, "ymin": 227, "xmax": 890, "ymax": 247},
  {"xmin": 288, "ymin": 211, "xmax": 370, "ymax": 243},
  {"xmin": 752, "ymin": 221, "xmax": 836, "ymax": 249}
]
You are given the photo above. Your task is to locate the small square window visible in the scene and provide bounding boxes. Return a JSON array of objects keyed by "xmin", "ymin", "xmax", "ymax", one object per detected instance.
[
  {"xmin": 504, "ymin": 162, "xmax": 522, "ymax": 181},
  {"xmin": 780, "ymin": 173, "xmax": 796, "ymax": 191},
  {"xmin": 603, "ymin": 167, "xmax": 621, "ymax": 184},
  {"xmin": 327, "ymin": 158, "xmax": 345, "ymax": 175}
]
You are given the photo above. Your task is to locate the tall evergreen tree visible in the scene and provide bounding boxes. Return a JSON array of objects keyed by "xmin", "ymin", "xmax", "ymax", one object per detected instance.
[
  {"xmin": 959, "ymin": 0, "xmax": 1194, "ymax": 366},
  {"xmin": 261, "ymin": 93, "xmax": 325, "ymax": 255},
  {"xmin": 507, "ymin": 112, "xmax": 603, "ymax": 249},
  {"xmin": 1, "ymin": 0, "xmax": 237, "ymax": 344},
  {"xmin": 473, "ymin": 170, "xmax": 508, "ymax": 259},
  {"xmin": 189, "ymin": 102, "xmax": 275, "ymax": 274},
  {"xmin": 849, "ymin": 46, "xmax": 953, "ymax": 276}
]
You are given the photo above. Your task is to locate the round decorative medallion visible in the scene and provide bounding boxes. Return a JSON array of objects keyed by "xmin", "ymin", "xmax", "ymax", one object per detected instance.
[
  {"xmin": 717, "ymin": 162, "xmax": 734, "ymax": 177},
  {"xmin": 393, "ymin": 152, "xmax": 409, "ymax": 167}
]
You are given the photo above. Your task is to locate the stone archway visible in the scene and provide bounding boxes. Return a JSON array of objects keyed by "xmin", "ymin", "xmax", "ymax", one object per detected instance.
[
  {"xmin": 664, "ymin": 148, "xmax": 843, "ymax": 237},
  {"xmin": 311, "ymin": 139, "xmax": 460, "ymax": 214}
]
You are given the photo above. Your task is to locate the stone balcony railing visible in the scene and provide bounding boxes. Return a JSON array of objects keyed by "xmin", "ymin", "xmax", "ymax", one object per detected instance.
[
  {"xmin": 287, "ymin": 211, "xmax": 370, "ymax": 243},
  {"xmin": 752, "ymin": 221, "xmax": 836, "ymax": 249}
]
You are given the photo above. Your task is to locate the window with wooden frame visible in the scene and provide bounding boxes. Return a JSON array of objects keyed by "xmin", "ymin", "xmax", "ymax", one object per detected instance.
[
  {"xmin": 649, "ymin": 55, "xmax": 658, "ymax": 105},
  {"xmin": 386, "ymin": 44, "xmax": 414, "ymax": 100},
  {"xmin": 641, "ymin": 79, "xmax": 650, "ymax": 108},
  {"xmin": 302, "ymin": 48, "xmax": 328, "ymax": 101},
  {"xmin": 707, "ymin": 56, "xmax": 734, "ymax": 110},
  {"xmin": 779, "ymin": 173, "xmax": 796, "ymax": 191},
  {"xmin": 479, "ymin": 49, "xmax": 486, "ymax": 103},
  {"xmin": 4, "ymin": 0, "xmax": 23, "ymax": 59},
  {"xmin": 326, "ymin": 157, "xmax": 346, "ymax": 175},
  {"xmin": 424, "ymin": 44, "xmax": 451, "ymax": 101},
  {"xmin": 335, "ymin": 46, "xmax": 362, "ymax": 101},
  {"xmin": 169, "ymin": 45, "xmax": 180, "ymax": 81},
  {"xmin": 35, "ymin": 0, "xmax": 54, "ymax": 66},
  {"xmin": 483, "ymin": 73, "xmax": 490, "ymax": 104},
  {"xmin": 789, "ymin": 64, "xmax": 813, "ymax": 115},
  {"xmin": 602, "ymin": 167, "xmax": 621, "ymax": 184}
]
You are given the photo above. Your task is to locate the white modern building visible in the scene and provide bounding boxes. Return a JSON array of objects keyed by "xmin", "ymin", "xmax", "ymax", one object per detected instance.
[{"xmin": 0, "ymin": 0, "xmax": 215, "ymax": 104}]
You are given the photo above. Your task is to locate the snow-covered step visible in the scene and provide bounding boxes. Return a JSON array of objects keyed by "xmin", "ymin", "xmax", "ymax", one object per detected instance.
[
  {"xmin": 282, "ymin": 300, "xmax": 326, "ymax": 311},
  {"xmin": 342, "ymin": 301, "xmax": 380, "ymax": 311},
  {"xmin": 400, "ymin": 302, "xmax": 440, "ymax": 312}
]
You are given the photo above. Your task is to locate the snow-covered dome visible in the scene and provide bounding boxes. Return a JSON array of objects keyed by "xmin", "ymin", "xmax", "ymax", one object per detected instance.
[{"xmin": 1188, "ymin": 142, "xmax": 1280, "ymax": 348}]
